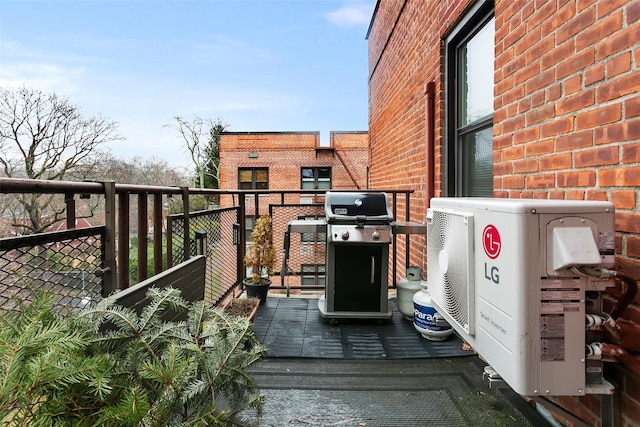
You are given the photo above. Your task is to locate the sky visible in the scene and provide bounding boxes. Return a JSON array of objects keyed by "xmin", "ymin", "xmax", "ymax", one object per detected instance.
[{"xmin": 0, "ymin": 0, "xmax": 374, "ymax": 169}]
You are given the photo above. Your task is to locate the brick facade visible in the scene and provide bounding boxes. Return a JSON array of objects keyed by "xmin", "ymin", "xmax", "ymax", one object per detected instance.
[
  {"xmin": 218, "ymin": 131, "xmax": 368, "ymax": 211},
  {"xmin": 368, "ymin": 0, "xmax": 639, "ymax": 425}
]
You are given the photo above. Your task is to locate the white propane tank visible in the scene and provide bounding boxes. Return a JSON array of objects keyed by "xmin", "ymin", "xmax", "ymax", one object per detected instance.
[
  {"xmin": 413, "ymin": 281, "xmax": 453, "ymax": 341},
  {"xmin": 396, "ymin": 266, "xmax": 422, "ymax": 320}
]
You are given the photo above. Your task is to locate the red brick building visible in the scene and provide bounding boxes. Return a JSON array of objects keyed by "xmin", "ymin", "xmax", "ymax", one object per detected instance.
[
  {"xmin": 219, "ymin": 131, "xmax": 368, "ymax": 192},
  {"xmin": 367, "ymin": 0, "xmax": 639, "ymax": 425},
  {"xmin": 219, "ymin": 130, "xmax": 368, "ymax": 211},
  {"xmin": 219, "ymin": 131, "xmax": 368, "ymax": 288}
]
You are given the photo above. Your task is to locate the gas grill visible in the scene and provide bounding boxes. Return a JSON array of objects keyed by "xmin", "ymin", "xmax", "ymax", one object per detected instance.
[
  {"xmin": 319, "ymin": 191, "xmax": 394, "ymax": 320},
  {"xmin": 282, "ymin": 191, "xmax": 425, "ymax": 321}
]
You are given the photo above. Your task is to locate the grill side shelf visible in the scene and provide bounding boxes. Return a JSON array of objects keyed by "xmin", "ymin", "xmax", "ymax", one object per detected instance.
[{"xmin": 391, "ymin": 221, "xmax": 427, "ymax": 235}]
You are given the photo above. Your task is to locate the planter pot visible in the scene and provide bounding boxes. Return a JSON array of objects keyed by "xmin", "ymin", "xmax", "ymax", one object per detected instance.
[
  {"xmin": 223, "ymin": 298, "xmax": 260, "ymax": 321},
  {"xmin": 243, "ymin": 279, "xmax": 271, "ymax": 304}
]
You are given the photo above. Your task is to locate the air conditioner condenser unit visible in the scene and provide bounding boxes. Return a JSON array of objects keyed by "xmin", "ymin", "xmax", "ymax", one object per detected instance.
[{"xmin": 426, "ymin": 198, "xmax": 615, "ymax": 397}]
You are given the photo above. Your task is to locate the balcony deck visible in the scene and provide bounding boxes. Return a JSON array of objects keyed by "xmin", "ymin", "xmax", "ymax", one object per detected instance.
[
  {"xmin": 1, "ymin": 179, "xmax": 554, "ymax": 425},
  {"xmin": 253, "ymin": 296, "xmax": 470, "ymax": 359},
  {"xmin": 250, "ymin": 296, "xmax": 549, "ymax": 426}
]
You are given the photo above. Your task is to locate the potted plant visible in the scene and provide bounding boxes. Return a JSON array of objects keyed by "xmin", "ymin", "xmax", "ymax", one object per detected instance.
[{"xmin": 243, "ymin": 214, "xmax": 276, "ymax": 304}]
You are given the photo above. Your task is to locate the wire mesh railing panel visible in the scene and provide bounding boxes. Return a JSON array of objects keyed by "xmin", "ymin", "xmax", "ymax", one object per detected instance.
[
  {"xmin": 202, "ymin": 209, "xmax": 239, "ymax": 305},
  {"xmin": 270, "ymin": 204, "xmax": 326, "ymax": 291},
  {"xmin": 168, "ymin": 216, "xmax": 187, "ymax": 266},
  {"xmin": 0, "ymin": 234, "xmax": 103, "ymax": 313},
  {"xmin": 168, "ymin": 208, "xmax": 240, "ymax": 305}
]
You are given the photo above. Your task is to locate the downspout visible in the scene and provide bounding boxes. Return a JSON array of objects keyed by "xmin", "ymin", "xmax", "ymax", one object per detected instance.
[{"xmin": 425, "ymin": 82, "xmax": 435, "ymax": 210}]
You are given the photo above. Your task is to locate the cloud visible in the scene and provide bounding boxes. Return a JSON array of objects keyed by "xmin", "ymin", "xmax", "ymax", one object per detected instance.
[
  {"xmin": 325, "ymin": 3, "xmax": 373, "ymax": 28},
  {"xmin": 0, "ymin": 41, "xmax": 92, "ymax": 96},
  {"xmin": 187, "ymin": 34, "xmax": 279, "ymax": 65},
  {"xmin": 0, "ymin": 62, "xmax": 86, "ymax": 94}
]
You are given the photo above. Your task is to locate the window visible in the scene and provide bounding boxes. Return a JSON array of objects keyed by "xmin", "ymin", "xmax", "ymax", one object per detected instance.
[
  {"xmin": 238, "ymin": 168, "xmax": 268, "ymax": 190},
  {"xmin": 239, "ymin": 168, "xmax": 268, "ymax": 242},
  {"xmin": 445, "ymin": 1, "xmax": 494, "ymax": 197},
  {"xmin": 301, "ymin": 167, "xmax": 331, "ymax": 189},
  {"xmin": 298, "ymin": 215, "xmax": 326, "ymax": 243},
  {"xmin": 301, "ymin": 264, "xmax": 325, "ymax": 287},
  {"xmin": 244, "ymin": 216, "xmax": 255, "ymax": 243}
]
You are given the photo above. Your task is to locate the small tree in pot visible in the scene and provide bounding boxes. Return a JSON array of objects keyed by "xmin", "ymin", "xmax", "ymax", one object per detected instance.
[{"xmin": 243, "ymin": 214, "xmax": 276, "ymax": 303}]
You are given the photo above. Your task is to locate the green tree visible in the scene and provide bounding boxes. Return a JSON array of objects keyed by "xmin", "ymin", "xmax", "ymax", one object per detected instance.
[{"xmin": 203, "ymin": 118, "xmax": 227, "ymax": 190}]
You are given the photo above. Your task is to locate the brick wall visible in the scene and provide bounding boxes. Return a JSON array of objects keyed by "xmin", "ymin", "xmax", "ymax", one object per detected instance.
[
  {"xmin": 494, "ymin": 2, "xmax": 640, "ymax": 424},
  {"xmin": 218, "ymin": 131, "xmax": 368, "ymax": 210},
  {"xmin": 368, "ymin": 0, "xmax": 470, "ymax": 271},
  {"xmin": 494, "ymin": 0, "xmax": 640, "ymax": 287},
  {"xmin": 330, "ymin": 131, "xmax": 370, "ymax": 188},
  {"xmin": 368, "ymin": 0, "xmax": 640, "ymax": 425}
]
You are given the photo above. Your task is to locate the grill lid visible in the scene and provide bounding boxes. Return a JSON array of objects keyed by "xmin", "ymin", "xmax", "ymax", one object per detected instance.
[{"xmin": 325, "ymin": 191, "xmax": 393, "ymax": 223}]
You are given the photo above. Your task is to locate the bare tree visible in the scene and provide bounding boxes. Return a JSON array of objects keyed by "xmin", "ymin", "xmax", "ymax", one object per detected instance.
[
  {"xmin": 94, "ymin": 153, "xmax": 190, "ymax": 187},
  {"xmin": 0, "ymin": 86, "xmax": 123, "ymax": 233},
  {"xmin": 80, "ymin": 153, "xmax": 192, "ymax": 238},
  {"xmin": 165, "ymin": 115, "xmax": 227, "ymax": 190}
]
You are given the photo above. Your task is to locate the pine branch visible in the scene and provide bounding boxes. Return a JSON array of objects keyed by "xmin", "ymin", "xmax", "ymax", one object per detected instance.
[{"xmin": 0, "ymin": 287, "xmax": 266, "ymax": 426}]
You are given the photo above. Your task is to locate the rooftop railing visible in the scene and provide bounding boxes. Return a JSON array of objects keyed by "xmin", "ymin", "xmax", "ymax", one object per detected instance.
[{"xmin": 0, "ymin": 177, "xmax": 420, "ymax": 313}]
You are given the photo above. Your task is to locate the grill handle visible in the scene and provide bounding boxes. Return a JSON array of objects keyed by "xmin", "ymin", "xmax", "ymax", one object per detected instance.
[
  {"xmin": 370, "ymin": 256, "xmax": 375, "ymax": 284},
  {"xmin": 281, "ymin": 230, "xmax": 290, "ymax": 279},
  {"xmin": 281, "ymin": 230, "xmax": 291, "ymax": 297}
]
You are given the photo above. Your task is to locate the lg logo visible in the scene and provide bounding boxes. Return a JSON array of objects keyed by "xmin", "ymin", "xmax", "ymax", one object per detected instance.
[
  {"xmin": 483, "ymin": 224, "xmax": 501, "ymax": 259},
  {"xmin": 483, "ymin": 225, "xmax": 501, "ymax": 284}
]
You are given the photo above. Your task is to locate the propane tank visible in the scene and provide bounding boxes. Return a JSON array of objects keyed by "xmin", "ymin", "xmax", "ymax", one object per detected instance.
[
  {"xmin": 396, "ymin": 266, "xmax": 422, "ymax": 320},
  {"xmin": 413, "ymin": 281, "xmax": 453, "ymax": 341}
]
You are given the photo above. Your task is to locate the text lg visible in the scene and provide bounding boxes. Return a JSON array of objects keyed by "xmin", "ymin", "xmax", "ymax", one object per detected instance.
[{"xmin": 484, "ymin": 263, "xmax": 500, "ymax": 284}]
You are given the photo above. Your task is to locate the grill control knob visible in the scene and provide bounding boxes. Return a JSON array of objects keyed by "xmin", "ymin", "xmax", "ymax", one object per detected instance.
[
  {"xmin": 341, "ymin": 230, "xmax": 350, "ymax": 240},
  {"xmin": 372, "ymin": 230, "xmax": 380, "ymax": 240}
]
